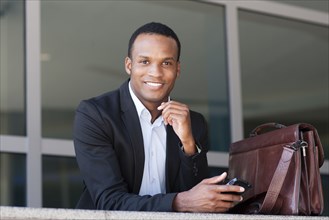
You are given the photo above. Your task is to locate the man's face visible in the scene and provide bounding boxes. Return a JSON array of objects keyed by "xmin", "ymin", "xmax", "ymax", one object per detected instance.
[{"xmin": 125, "ymin": 33, "xmax": 180, "ymax": 110}]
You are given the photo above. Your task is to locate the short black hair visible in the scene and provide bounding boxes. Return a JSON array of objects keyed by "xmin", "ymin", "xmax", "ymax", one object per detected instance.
[{"xmin": 128, "ymin": 22, "xmax": 181, "ymax": 61}]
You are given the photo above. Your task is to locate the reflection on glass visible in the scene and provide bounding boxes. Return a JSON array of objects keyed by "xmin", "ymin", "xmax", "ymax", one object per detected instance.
[
  {"xmin": 239, "ymin": 10, "xmax": 329, "ymax": 215},
  {"xmin": 0, "ymin": 153, "xmax": 26, "ymax": 206},
  {"xmin": 0, "ymin": 0, "xmax": 25, "ymax": 135},
  {"xmin": 40, "ymin": 1, "xmax": 229, "ymax": 151},
  {"xmin": 42, "ymin": 156, "xmax": 83, "ymax": 208}
]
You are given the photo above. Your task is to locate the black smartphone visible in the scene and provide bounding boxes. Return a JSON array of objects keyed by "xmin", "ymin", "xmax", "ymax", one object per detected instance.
[{"xmin": 223, "ymin": 178, "xmax": 252, "ymax": 195}]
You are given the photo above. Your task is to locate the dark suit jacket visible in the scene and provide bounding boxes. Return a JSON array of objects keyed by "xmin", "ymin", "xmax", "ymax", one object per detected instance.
[{"xmin": 73, "ymin": 79, "xmax": 209, "ymax": 211}]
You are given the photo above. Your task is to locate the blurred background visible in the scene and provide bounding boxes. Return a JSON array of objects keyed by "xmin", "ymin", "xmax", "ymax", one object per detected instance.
[{"xmin": 0, "ymin": 0, "xmax": 328, "ymax": 215}]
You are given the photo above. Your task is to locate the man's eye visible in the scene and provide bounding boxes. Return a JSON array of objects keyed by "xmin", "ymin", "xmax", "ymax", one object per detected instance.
[
  {"xmin": 163, "ymin": 61, "xmax": 172, "ymax": 66},
  {"xmin": 141, "ymin": 60, "xmax": 149, "ymax": 64}
]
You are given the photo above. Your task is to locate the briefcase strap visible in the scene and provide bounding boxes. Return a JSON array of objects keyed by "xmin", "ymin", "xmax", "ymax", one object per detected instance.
[{"xmin": 260, "ymin": 146, "xmax": 295, "ymax": 213}]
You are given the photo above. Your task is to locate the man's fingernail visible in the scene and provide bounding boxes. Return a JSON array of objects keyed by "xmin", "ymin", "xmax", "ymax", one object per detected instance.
[{"xmin": 240, "ymin": 187, "xmax": 245, "ymax": 192}]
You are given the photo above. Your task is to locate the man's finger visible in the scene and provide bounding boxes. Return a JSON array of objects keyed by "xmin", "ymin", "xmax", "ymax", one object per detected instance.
[{"xmin": 203, "ymin": 172, "xmax": 227, "ymax": 184}]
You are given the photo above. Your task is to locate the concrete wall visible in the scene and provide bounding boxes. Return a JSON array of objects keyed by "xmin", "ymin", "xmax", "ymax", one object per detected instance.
[{"xmin": 0, "ymin": 206, "xmax": 327, "ymax": 220}]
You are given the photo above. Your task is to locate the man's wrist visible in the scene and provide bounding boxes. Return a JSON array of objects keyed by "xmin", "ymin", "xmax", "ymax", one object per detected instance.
[
  {"xmin": 180, "ymin": 139, "xmax": 197, "ymax": 155},
  {"xmin": 172, "ymin": 192, "xmax": 189, "ymax": 212},
  {"xmin": 180, "ymin": 143, "xmax": 201, "ymax": 156}
]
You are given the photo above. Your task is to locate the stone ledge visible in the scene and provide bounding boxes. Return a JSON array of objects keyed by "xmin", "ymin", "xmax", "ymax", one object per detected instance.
[{"xmin": 0, "ymin": 206, "xmax": 327, "ymax": 220}]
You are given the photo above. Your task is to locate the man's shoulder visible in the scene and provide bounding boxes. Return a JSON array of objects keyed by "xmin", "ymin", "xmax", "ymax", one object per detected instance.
[
  {"xmin": 76, "ymin": 80, "xmax": 131, "ymax": 115},
  {"xmin": 92, "ymin": 89, "xmax": 120, "ymax": 103},
  {"xmin": 81, "ymin": 89, "xmax": 119, "ymax": 108},
  {"xmin": 81, "ymin": 80, "xmax": 129, "ymax": 108}
]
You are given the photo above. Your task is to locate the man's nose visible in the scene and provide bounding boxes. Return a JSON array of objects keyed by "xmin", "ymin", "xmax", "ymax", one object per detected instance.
[{"xmin": 148, "ymin": 64, "xmax": 163, "ymax": 76}]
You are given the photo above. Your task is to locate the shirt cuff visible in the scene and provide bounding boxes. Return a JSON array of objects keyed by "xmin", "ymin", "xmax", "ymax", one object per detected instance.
[{"xmin": 180, "ymin": 144, "xmax": 201, "ymax": 154}]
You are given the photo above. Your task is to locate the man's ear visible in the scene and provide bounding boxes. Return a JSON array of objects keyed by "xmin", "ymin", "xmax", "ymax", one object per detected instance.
[{"xmin": 125, "ymin": 57, "xmax": 132, "ymax": 75}]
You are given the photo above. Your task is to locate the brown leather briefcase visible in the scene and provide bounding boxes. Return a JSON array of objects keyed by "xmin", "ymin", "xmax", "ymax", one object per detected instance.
[{"xmin": 228, "ymin": 123, "xmax": 324, "ymax": 215}]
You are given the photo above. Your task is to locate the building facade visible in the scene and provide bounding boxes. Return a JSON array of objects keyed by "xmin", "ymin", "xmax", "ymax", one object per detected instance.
[{"xmin": 0, "ymin": 0, "xmax": 328, "ymax": 215}]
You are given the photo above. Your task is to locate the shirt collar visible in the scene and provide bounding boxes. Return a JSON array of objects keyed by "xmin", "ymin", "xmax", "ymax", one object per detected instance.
[
  {"xmin": 129, "ymin": 82, "xmax": 145, "ymax": 118},
  {"xmin": 129, "ymin": 82, "xmax": 170, "ymax": 125}
]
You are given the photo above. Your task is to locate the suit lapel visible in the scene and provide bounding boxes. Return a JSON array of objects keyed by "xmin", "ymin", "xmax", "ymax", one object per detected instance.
[
  {"xmin": 166, "ymin": 125, "xmax": 180, "ymax": 192},
  {"xmin": 120, "ymin": 80, "xmax": 145, "ymax": 193}
]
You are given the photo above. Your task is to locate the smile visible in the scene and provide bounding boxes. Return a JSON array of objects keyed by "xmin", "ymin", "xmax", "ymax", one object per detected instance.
[{"xmin": 145, "ymin": 82, "xmax": 163, "ymax": 87}]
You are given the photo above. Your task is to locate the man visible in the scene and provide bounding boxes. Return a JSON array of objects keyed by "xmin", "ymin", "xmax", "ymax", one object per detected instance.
[{"xmin": 74, "ymin": 22, "xmax": 244, "ymax": 212}]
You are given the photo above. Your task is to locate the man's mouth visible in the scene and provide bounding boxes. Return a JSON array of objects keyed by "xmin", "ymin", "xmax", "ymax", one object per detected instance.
[{"xmin": 145, "ymin": 82, "xmax": 163, "ymax": 87}]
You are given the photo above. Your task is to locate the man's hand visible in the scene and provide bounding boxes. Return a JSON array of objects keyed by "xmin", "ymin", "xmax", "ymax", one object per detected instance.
[
  {"xmin": 157, "ymin": 101, "xmax": 196, "ymax": 155},
  {"xmin": 172, "ymin": 172, "xmax": 244, "ymax": 213}
]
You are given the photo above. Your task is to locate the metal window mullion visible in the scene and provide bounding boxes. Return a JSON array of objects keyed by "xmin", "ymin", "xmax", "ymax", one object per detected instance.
[
  {"xmin": 25, "ymin": 0, "xmax": 42, "ymax": 208},
  {"xmin": 0, "ymin": 135, "xmax": 27, "ymax": 153},
  {"xmin": 225, "ymin": 3, "xmax": 244, "ymax": 142}
]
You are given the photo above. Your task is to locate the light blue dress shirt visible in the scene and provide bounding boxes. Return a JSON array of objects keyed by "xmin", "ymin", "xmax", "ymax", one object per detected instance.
[{"xmin": 129, "ymin": 83, "xmax": 167, "ymax": 196}]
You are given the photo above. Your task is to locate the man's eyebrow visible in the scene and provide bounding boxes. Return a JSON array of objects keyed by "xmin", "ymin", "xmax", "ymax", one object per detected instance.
[
  {"xmin": 136, "ymin": 56, "xmax": 176, "ymax": 61},
  {"xmin": 162, "ymin": 57, "xmax": 176, "ymax": 61},
  {"xmin": 136, "ymin": 55, "xmax": 149, "ymax": 59}
]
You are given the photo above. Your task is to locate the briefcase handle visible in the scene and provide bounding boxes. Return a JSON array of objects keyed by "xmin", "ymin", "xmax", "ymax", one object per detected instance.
[{"xmin": 250, "ymin": 123, "xmax": 286, "ymax": 137}]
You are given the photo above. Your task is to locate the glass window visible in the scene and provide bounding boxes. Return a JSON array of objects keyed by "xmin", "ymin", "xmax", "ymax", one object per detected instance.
[
  {"xmin": 322, "ymin": 174, "xmax": 329, "ymax": 216},
  {"xmin": 239, "ymin": 10, "xmax": 328, "ymax": 158},
  {"xmin": 40, "ymin": 1, "xmax": 229, "ymax": 151},
  {"xmin": 0, "ymin": 0, "xmax": 25, "ymax": 135},
  {"xmin": 0, "ymin": 153, "xmax": 26, "ymax": 206},
  {"xmin": 239, "ymin": 10, "xmax": 329, "ymax": 215},
  {"xmin": 270, "ymin": 0, "xmax": 329, "ymax": 13},
  {"xmin": 42, "ymin": 156, "xmax": 83, "ymax": 208}
]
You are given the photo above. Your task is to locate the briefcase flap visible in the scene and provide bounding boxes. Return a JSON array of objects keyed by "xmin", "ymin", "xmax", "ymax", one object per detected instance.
[{"xmin": 230, "ymin": 123, "xmax": 324, "ymax": 167}]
